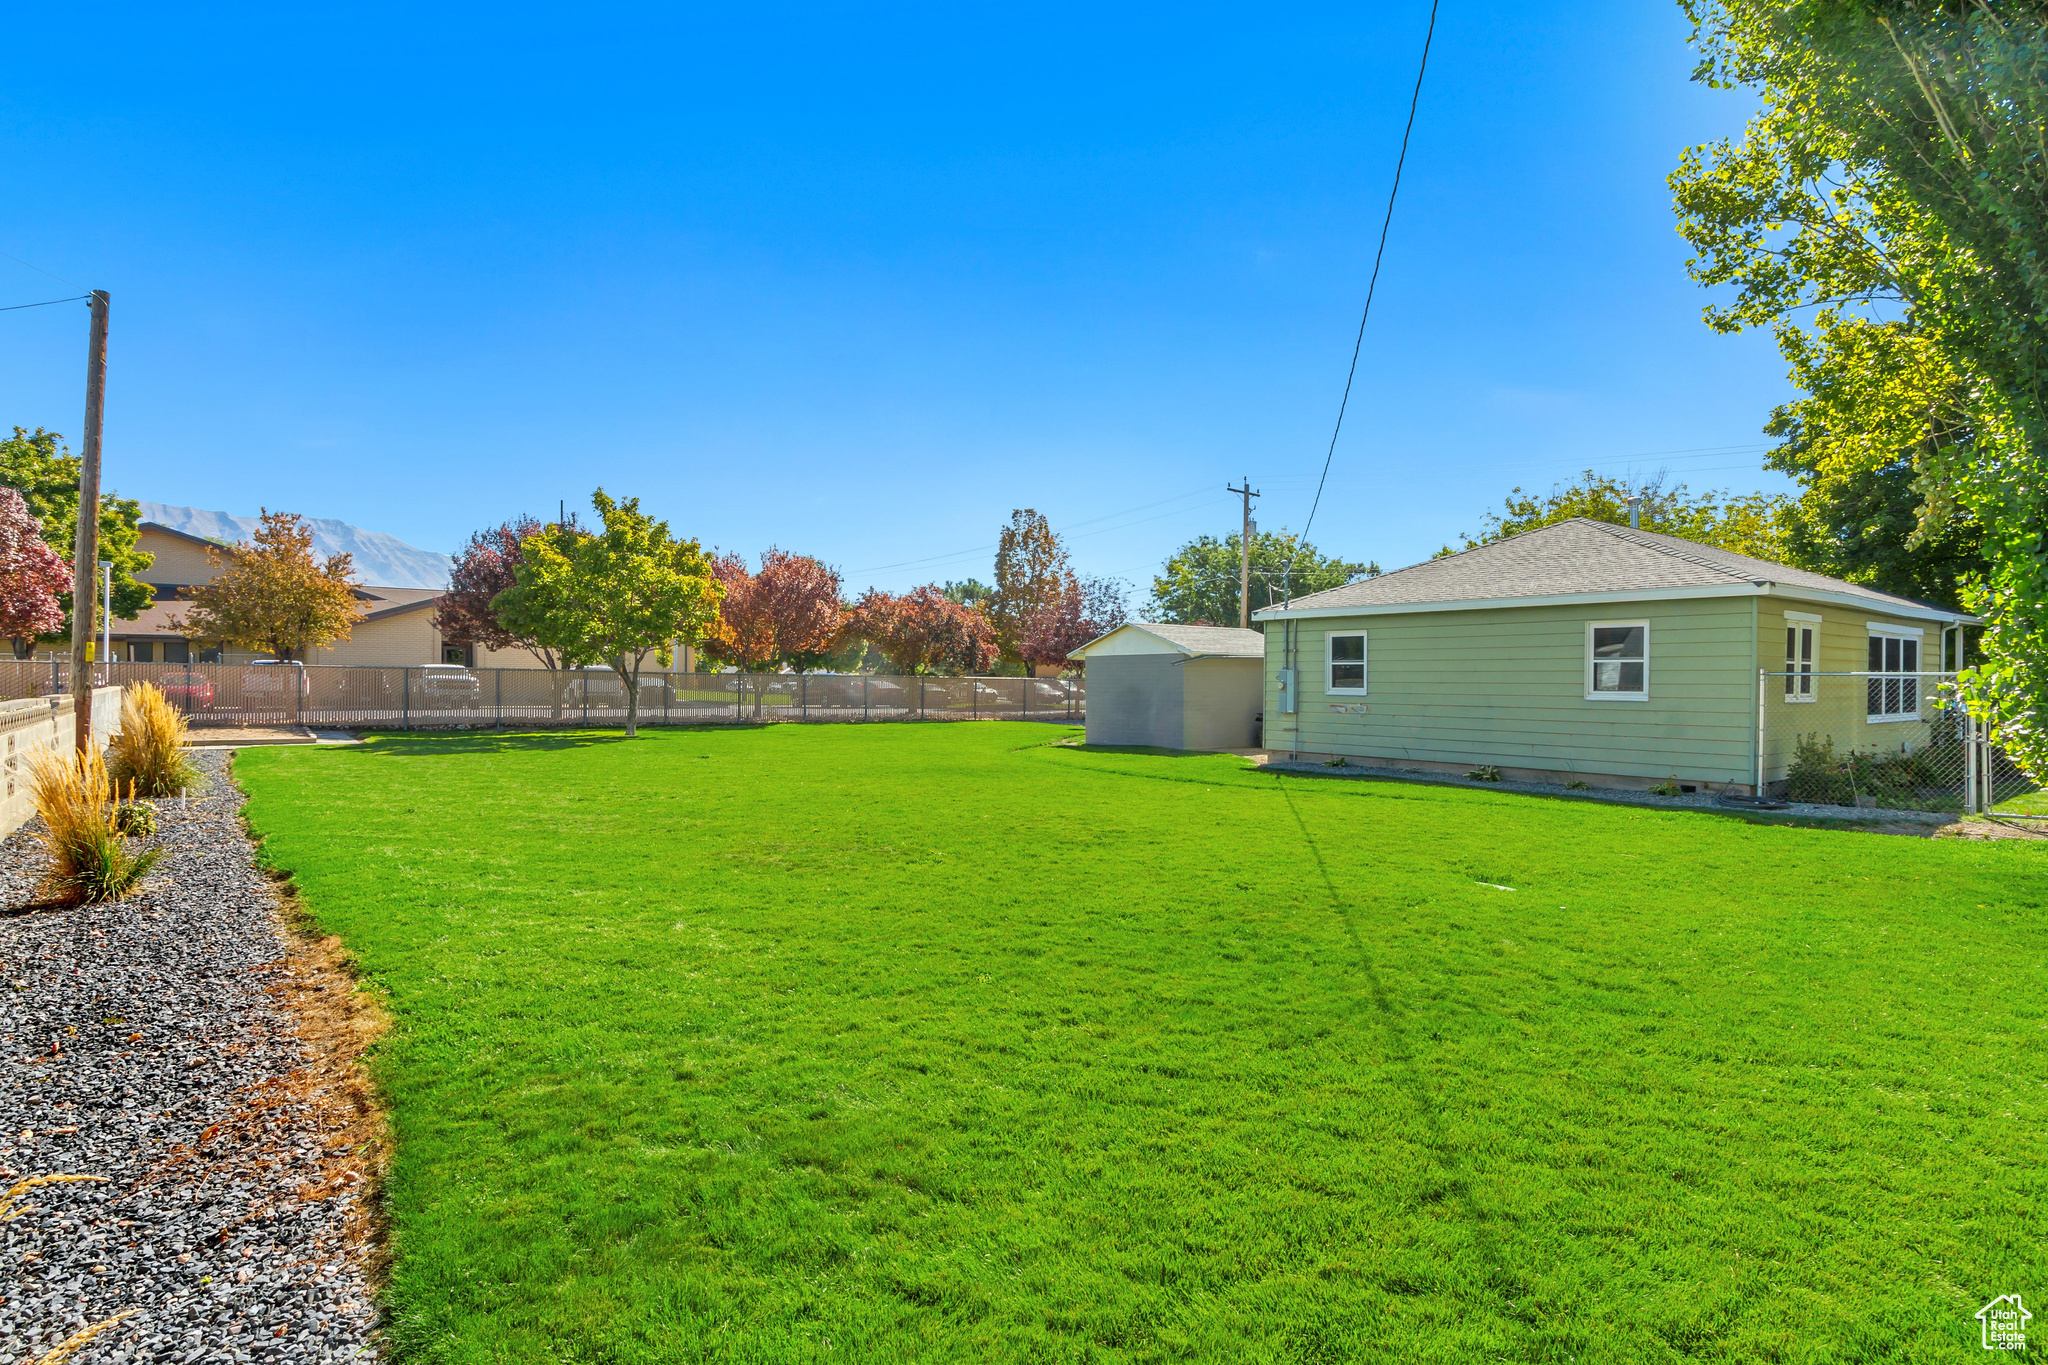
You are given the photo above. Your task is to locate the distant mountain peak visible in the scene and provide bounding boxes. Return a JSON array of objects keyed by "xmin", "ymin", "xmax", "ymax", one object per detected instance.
[{"xmin": 137, "ymin": 502, "xmax": 453, "ymax": 590}]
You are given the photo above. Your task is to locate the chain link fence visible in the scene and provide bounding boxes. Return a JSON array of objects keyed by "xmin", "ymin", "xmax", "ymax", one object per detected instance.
[
  {"xmin": 1757, "ymin": 671, "xmax": 2040, "ymax": 817},
  {"xmin": 0, "ymin": 661, "xmax": 1084, "ymax": 731}
]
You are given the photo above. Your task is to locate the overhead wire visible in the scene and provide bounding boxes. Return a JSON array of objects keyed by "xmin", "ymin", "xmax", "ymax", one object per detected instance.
[
  {"xmin": 0, "ymin": 251, "xmax": 84, "ymax": 290},
  {"xmin": 1293, "ymin": 0, "xmax": 1440, "ymax": 563},
  {"xmin": 0, "ymin": 294, "xmax": 91, "ymax": 313}
]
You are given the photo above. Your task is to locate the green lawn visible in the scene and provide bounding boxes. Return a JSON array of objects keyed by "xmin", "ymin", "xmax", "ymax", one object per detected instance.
[{"xmin": 236, "ymin": 724, "xmax": 2048, "ymax": 1364}]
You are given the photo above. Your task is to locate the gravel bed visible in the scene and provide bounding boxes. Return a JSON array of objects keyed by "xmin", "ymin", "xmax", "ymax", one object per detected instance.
[
  {"xmin": 0, "ymin": 749, "xmax": 379, "ymax": 1364},
  {"xmin": 1263, "ymin": 759, "xmax": 1958, "ymax": 825}
]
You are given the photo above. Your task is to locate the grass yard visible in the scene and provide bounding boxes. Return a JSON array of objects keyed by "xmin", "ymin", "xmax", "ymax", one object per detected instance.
[{"xmin": 236, "ymin": 724, "xmax": 2048, "ymax": 1364}]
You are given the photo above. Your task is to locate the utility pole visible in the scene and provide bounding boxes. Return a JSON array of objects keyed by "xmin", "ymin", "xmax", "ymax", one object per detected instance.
[
  {"xmin": 71, "ymin": 290, "xmax": 109, "ymax": 753},
  {"xmin": 1227, "ymin": 477, "xmax": 1260, "ymax": 629}
]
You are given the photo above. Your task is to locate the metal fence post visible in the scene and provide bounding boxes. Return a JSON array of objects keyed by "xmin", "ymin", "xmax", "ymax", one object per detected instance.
[
  {"xmin": 801, "ymin": 673, "xmax": 808, "ymax": 720},
  {"xmin": 1964, "ymin": 708, "xmax": 1978, "ymax": 815},
  {"xmin": 1022, "ymin": 677, "xmax": 1028, "ymax": 720},
  {"xmin": 1755, "ymin": 668, "xmax": 1766, "ymax": 796},
  {"xmin": 402, "ymin": 667, "xmax": 410, "ymax": 729},
  {"xmin": 583, "ymin": 671, "xmax": 590, "ymax": 725},
  {"xmin": 496, "ymin": 668, "xmax": 503, "ymax": 727},
  {"xmin": 973, "ymin": 678, "xmax": 978, "ymax": 720},
  {"xmin": 919, "ymin": 677, "xmax": 925, "ymax": 720},
  {"xmin": 664, "ymin": 671, "xmax": 671, "ymax": 724},
  {"xmin": 863, "ymin": 675, "xmax": 869, "ymax": 721}
]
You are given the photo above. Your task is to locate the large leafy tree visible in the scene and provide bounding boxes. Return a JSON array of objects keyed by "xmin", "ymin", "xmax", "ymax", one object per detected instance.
[
  {"xmin": 988, "ymin": 510, "xmax": 1069, "ymax": 663},
  {"xmin": 846, "ymin": 587, "xmax": 998, "ymax": 675},
  {"xmin": 1148, "ymin": 530, "xmax": 1375, "ymax": 626},
  {"xmin": 1019, "ymin": 576, "xmax": 1128, "ymax": 674},
  {"xmin": 436, "ymin": 515, "xmax": 583, "ymax": 718},
  {"xmin": 704, "ymin": 548, "xmax": 845, "ymax": 672},
  {"xmin": 0, "ymin": 488, "xmax": 72, "ymax": 653},
  {"xmin": 493, "ymin": 490, "xmax": 722, "ymax": 736},
  {"xmin": 1448, "ymin": 470, "xmax": 1793, "ymax": 559},
  {"xmin": 1671, "ymin": 0, "xmax": 2048, "ymax": 768},
  {"xmin": 1764, "ymin": 409, "xmax": 1986, "ymax": 611},
  {"xmin": 171, "ymin": 511, "xmax": 365, "ymax": 661},
  {"xmin": 0, "ymin": 426, "xmax": 154, "ymax": 627}
]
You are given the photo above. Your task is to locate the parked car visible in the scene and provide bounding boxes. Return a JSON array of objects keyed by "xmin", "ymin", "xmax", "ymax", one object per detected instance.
[
  {"xmin": 412, "ymin": 664, "xmax": 483, "ymax": 702},
  {"xmin": 565, "ymin": 667, "xmax": 673, "ymax": 706},
  {"xmin": 243, "ymin": 659, "xmax": 310, "ymax": 699},
  {"xmin": 157, "ymin": 670, "xmax": 215, "ymax": 710}
]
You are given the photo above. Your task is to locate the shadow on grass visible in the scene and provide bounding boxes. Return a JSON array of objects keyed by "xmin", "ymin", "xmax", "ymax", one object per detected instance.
[
  {"xmin": 1276, "ymin": 780, "xmax": 1521, "ymax": 1308},
  {"xmin": 340, "ymin": 727, "xmax": 770, "ymax": 757}
]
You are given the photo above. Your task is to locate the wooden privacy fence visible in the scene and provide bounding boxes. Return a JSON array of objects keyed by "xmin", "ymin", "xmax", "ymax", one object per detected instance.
[{"xmin": 0, "ymin": 663, "xmax": 1084, "ymax": 731}]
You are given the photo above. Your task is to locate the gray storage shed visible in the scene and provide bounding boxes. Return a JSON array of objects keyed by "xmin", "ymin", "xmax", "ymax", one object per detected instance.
[{"xmin": 1069, "ymin": 623, "xmax": 1265, "ymax": 751}]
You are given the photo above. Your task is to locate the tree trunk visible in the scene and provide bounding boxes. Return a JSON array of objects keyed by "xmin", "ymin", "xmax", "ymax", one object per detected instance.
[{"xmin": 618, "ymin": 658, "xmax": 639, "ymax": 737}]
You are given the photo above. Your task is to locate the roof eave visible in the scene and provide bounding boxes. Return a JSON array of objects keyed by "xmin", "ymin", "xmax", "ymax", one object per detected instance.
[
  {"xmin": 1255, "ymin": 581, "xmax": 1977, "ymax": 624},
  {"xmin": 1067, "ymin": 623, "xmax": 1195, "ymax": 659}
]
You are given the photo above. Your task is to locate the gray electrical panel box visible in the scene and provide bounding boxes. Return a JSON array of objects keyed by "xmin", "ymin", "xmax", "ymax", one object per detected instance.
[{"xmin": 1276, "ymin": 667, "xmax": 1298, "ymax": 714}]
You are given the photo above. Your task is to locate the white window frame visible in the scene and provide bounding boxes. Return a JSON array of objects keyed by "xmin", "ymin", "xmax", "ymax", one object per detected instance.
[
  {"xmin": 1585, "ymin": 620, "xmax": 1650, "ymax": 702},
  {"xmin": 1784, "ymin": 611, "xmax": 1819, "ymax": 703},
  {"xmin": 1865, "ymin": 623, "xmax": 1923, "ymax": 724},
  {"xmin": 1324, "ymin": 631, "xmax": 1367, "ymax": 696}
]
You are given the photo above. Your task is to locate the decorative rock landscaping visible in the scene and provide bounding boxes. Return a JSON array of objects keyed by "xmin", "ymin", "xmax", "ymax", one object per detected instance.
[{"xmin": 0, "ymin": 749, "xmax": 382, "ymax": 1364}]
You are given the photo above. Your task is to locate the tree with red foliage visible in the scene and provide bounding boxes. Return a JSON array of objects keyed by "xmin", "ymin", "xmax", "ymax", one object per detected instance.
[
  {"xmin": 848, "ymin": 586, "xmax": 998, "ymax": 675},
  {"xmin": 434, "ymin": 516, "xmax": 557, "ymax": 665},
  {"xmin": 703, "ymin": 548, "xmax": 846, "ymax": 672},
  {"xmin": 1018, "ymin": 574, "xmax": 1127, "ymax": 674},
  {"xmin": 434, "ymin": 514, "xmax": 586, "ymax": 717},
  {"xmin": 0, "ymin": 487, "xmax": 70, "ymax": 656}
]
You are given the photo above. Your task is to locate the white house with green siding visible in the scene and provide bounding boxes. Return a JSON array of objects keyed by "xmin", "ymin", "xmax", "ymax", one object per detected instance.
[{"xmin": 1253, "ymin": 518, "xmax": 1976, "ymax": 794}]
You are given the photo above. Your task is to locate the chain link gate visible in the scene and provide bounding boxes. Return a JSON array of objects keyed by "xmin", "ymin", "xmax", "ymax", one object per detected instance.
[{"xmin": 1756, "ymin": 670, "xmax": 2041, "ymax": 817}]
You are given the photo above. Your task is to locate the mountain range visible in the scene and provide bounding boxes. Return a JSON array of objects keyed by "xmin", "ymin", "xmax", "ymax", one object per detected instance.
[{"xmin": 136, "ymin": 503, "xmax": 453, "ymax": 590}]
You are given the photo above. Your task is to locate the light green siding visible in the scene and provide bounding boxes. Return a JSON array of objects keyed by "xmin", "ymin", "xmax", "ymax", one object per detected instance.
[
  {"xmin": 1756, "ymin": 605, "xmax": 1948, "ymax": 785},
  {"xmin": 1263, "ymin": 598, "xmax": 1762, "ymax": 786}
]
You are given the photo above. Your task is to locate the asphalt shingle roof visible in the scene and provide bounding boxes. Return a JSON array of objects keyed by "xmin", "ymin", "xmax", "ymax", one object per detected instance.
[
  {"xmin": 1256, "ymin": 518, "xmax": 1966, "ymax": 620},
  {"xmin": 1071, "ymin": 623, "xmax": 1266, "ymax": 658}
]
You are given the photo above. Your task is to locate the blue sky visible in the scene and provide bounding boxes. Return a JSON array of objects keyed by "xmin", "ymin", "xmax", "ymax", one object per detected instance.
[{"xmin": 0, "ymin": 3, "xmax": 1787, "ymax": 599}]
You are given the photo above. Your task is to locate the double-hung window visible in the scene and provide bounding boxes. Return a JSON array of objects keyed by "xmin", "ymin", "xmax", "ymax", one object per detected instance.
[
  {"xmin": 1586, "ymin": 621, "xmax": 1648, "ymax": 700},
  {"xmin": 1785, "ymin": 613, "xmax": 1818, "ymax": 701},
  {"xmin": 1866, "ymin": 628, "xmax": 1920, "ymax": 721},
  {"xmin": 1325, "ymin": 632, "xmax": 1367, "ymax": 695}
]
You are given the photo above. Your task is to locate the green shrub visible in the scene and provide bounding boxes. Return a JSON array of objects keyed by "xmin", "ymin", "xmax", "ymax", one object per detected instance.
[
  {"xmin": 1466, "ymin": 766, "xmax": 1502, "ymax": 782},
  {"xmin": 114, "ymin": 801, "xmax": 159, "ymax": 838}
]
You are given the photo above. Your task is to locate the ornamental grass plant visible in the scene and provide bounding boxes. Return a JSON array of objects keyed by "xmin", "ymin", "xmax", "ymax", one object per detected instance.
[
  {"xmin": 107, "ymin": 681, "xmax": 201, "ymax": 798},
  {"xmin": 28, "ymin": 742, "xmax": 162, "ymax": 904}
]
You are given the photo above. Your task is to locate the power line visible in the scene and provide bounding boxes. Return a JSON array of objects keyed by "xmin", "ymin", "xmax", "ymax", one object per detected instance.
[
  {"xmin": 0, "ymin": 251, "xmax": 85, "ymax": 290},
  {"xmin": 1296, "ymin": 0, "xmax": 1440, "ymax": 554},
  {"xmin": 0, "ymin": 294, "xmax": 91, "ymax": 313}
]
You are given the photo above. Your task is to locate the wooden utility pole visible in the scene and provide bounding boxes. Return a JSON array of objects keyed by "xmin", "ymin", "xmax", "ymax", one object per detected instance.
[
  {"xmin": 1227, "ymin": 477, "xmax": 1259, "ymax": 630},
  {"xmin": 72, "ymin": 291, "xmax": 109, "ymax": 753}
]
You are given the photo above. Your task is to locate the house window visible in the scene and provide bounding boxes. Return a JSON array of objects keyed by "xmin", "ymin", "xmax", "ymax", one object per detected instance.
[
  {"xmin": 128, "ymin": 642, "xmax": 154, "ymax": 663},
  {"xmin": 1867, "ymin": 630, "xmax": 1920, "ymax": 721},
  {"xmin": 1586, "ymin": 622, "xmax": 1648, "ymax": 700},
  {"xmin": 1785, "ymin": 615, "xmax": 1818, "ymax": 701},
  {"xmin": 164, "ymin": 641, "xmax": 191, "ymax": 664},
  {"xmin": 444, "ymin": 643, "xmax": 475, "ymax": 667},
  {"xmin": 1325, "ymin": 632, "xmax": 1366, "ymax": 695}
]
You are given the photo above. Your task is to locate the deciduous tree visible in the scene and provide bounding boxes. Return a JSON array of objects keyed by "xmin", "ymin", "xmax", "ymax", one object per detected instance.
[
  {"xmin": 1148, "ymin": 531, "xmax": 1374, "ymax": 625},
  {"xmin": 1447, "ymin": 471, "xmax": 1793, "ymax": 560},
  {"xmin": 1672, "ymin": 0, "xmax": 2048, "ymax": 768},
  {"xmin": 437, "ymin": 515, "xmax": 586, "ymax": 717},
  {"xmin": 704, "ymin": 549, "xmax": 845, "ymax": 672},
  {"xmin": 171, "ymin": 511, "xmax": 365, "ymax": 661},
  {"xmin": 0, "ymin": 426, "xmax": 154, "ymax": 627},
  {"xmin": 1019, "ymin": 575, "xmax": 1128, "ymax": 673},
  {"xmin": 847, "ymin": 586, "xmax": 998, "ymax": 675},
  {"xmin": 492, "ymin": 490, "xmax": 722, "ymax": 736},
  {"xmin": 0, "ymin": 487, "xmax": 71, "ymax": 654},
  {"xmin": 989, "ymin": 510, "xmax": 1069, "ymax": 664}
]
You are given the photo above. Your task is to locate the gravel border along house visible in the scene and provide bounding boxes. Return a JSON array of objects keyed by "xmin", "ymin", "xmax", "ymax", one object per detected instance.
[{"xmin": 0, "ymin": 750, "xmax": 386, "ymax": 1365}]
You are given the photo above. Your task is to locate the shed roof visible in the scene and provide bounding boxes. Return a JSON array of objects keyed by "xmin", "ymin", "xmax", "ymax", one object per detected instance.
[
  {"xmin": 1068, "ymin": 622, "xmax": 1266, "ymax": 660},
  {"xmin": 1253, "ymin": 518, "xmax": 1974, "ymax": 624}
]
